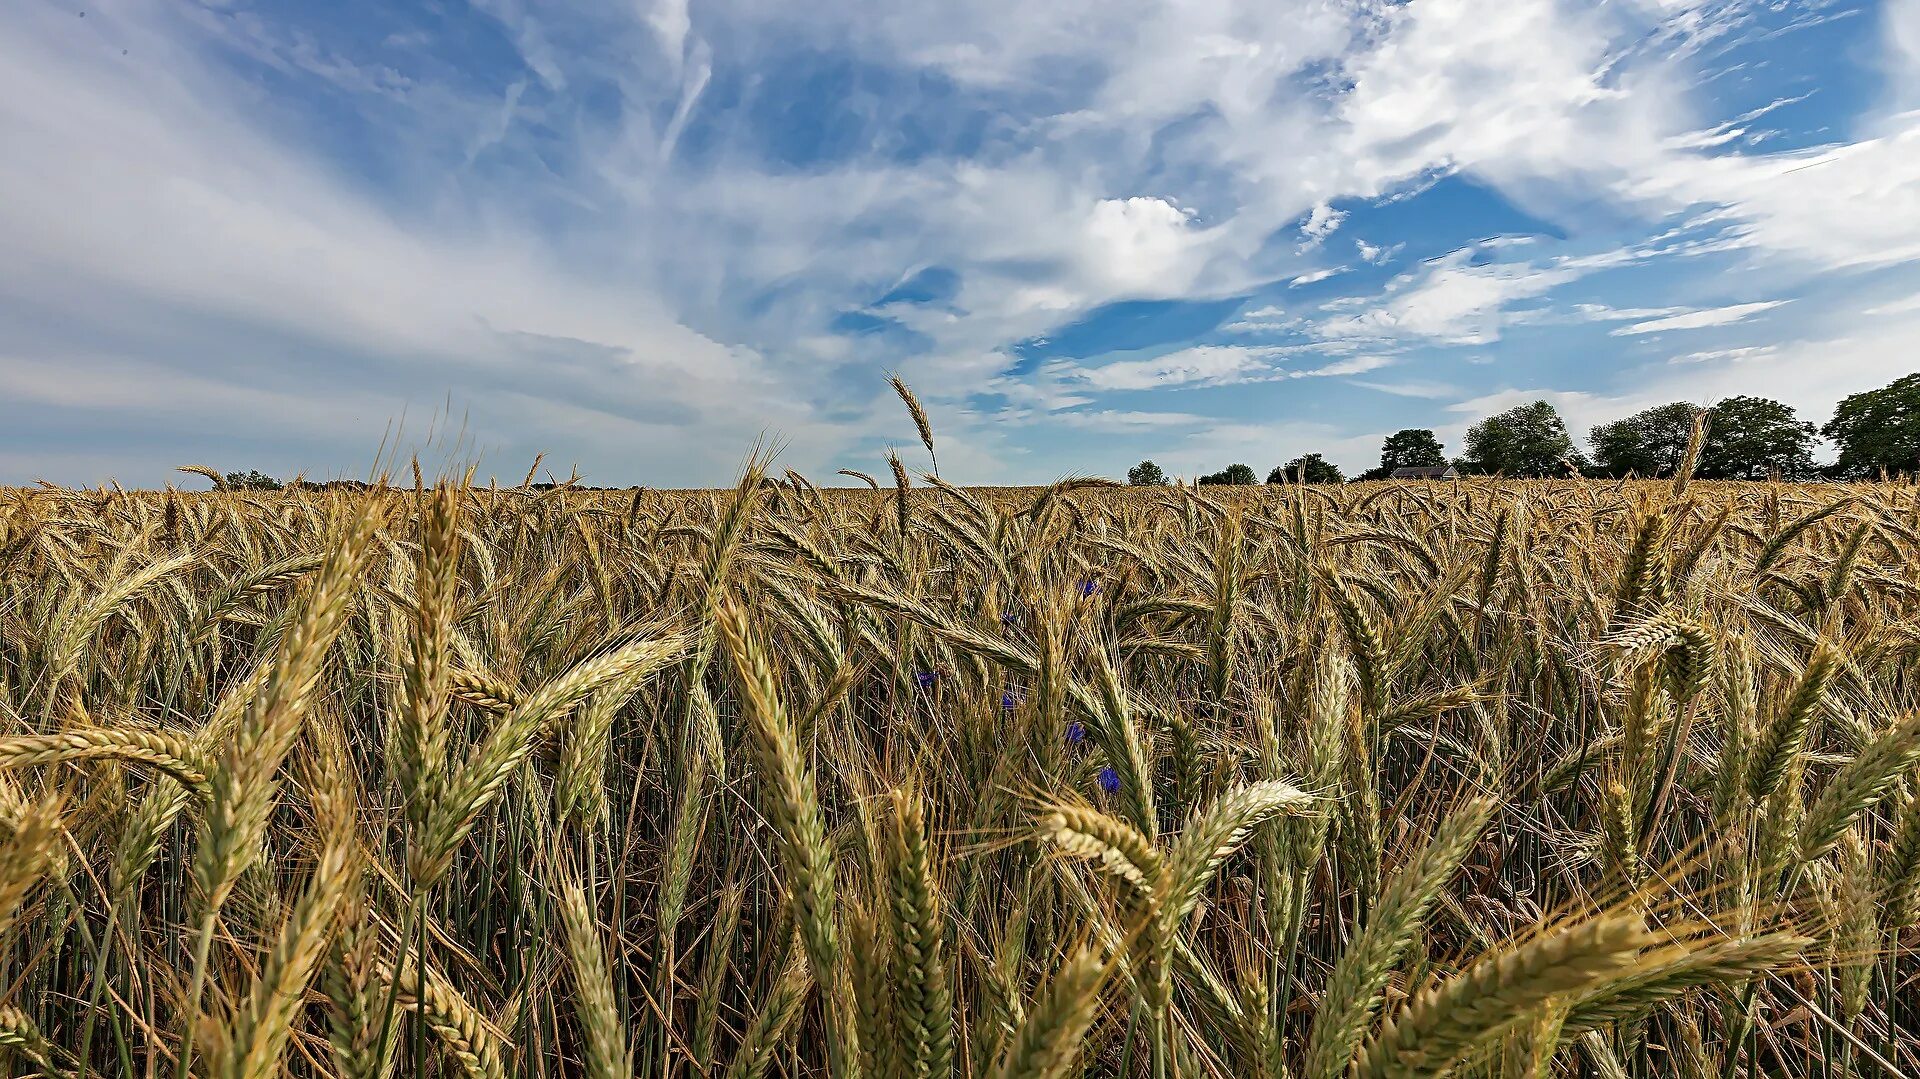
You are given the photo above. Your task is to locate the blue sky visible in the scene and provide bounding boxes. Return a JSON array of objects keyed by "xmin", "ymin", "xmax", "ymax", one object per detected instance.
[{"xmin": 3, "ymin": 0, "xmax": 1919, "ymax": 485}]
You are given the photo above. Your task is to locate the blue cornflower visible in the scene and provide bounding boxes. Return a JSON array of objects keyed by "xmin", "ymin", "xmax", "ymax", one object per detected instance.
[
  {"xmin": 1077, "ymin": 578, "xmax": 1099, "ymax": 597},
  {"xmin": 1097, "ymin": 767, "xmax": 1121, "ymax": 793},
  {"xmin": 1065, "ymin": 721, "xmax": 1086, "ymax": 744},
  {"xmin": 1002, "ymin": 691, "xmax": 1021, "ymax": 712},
  {"xmin": 914, "ymin": 670, "xmax": 938, "ymax": 689},
  {"xmin": 1001, "ymin": 607, "xmax": 1022, "ymax": 627}
]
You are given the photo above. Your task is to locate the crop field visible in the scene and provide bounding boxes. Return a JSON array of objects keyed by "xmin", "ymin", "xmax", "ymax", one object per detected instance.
[{"xmin": 5, "ymin": 468, "xmax": 1920, "ymax": 1079}]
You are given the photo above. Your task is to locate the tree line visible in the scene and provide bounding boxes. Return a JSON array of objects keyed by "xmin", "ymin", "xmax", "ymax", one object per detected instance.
[{"xmin": 1131, "ymin": 371, "xmax": 1920, "ymax": 485}]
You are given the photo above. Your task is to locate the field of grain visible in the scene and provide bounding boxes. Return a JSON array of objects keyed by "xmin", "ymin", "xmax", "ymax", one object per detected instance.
[{"xmin": 4, "ymin": 467, "xmax": 1920, "ymax": 1079}]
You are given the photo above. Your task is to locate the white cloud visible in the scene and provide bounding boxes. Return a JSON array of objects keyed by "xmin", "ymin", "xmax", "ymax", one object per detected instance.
[
  {"xmin": 1355, "ymin": 240, "xmax": 1400, "ymax": 265},
  {"xmin": 1074, "ymin": 346, "xmax": 1280, "ymax": 390},
  {"xmin": 1611, "ymin": 301, "xmax": 1787, "ymax": 335},
  {"xmin": 1447, "ymin": 386, "xmax": 1603, "ymax": 416},
  {"xmin": 1290, "ymin": 267, "xmax": 1347, "ymax": 286},
  {"xmin": 1667, "ymin": 345, "xmax": 1779, "ymax": 364},
  {"xmin": 1317, "ymin": 247, "xmax": 1581, "ymax": 344},
  {"xmin": 1299, "ymin": 355, "xmax": 1393, "ymax": 377},
  {"xmin": 1080, "ymin": 196, "xmax": 1212, "ymax": 295},
  {"xmin": 1049, "ymin": 409, "xmax": 1212, "ymax": 430},
  {"xmin": 1065, "ymin": 346, "xmax": 1390, "ymax": 392},
  {"xmin": 1885, "ymin": 0, "xmax": 1920, "ymax": 110},
  {"xmin": 1567, "ymin": 302, "xmax": 1691, "ymax": 322},
  {"xmin": 0, "ymin": 2, "xmax": 845, "ymax": 484},
  {"xmin": 1622, "ymin": 120, "xmax": 1920, "ymax": 272},
  {"xmin": 1864, "ymin": 293, "xmax": 1920, "ymax": 316},
  {"xmin": 1301, "ymin": 202, "xmax": 1346, "ymax": 244},
  {"xmin": 1350, "ymin": 378, "xmax": 1461, "ymax": 398},
  {"xmin": 646, "ymin": 0, "xmax": 694, "ymax": 63},
  {"xmin": 1335, "ymin": 0, "xmax": 1677, "ymax": 192}
]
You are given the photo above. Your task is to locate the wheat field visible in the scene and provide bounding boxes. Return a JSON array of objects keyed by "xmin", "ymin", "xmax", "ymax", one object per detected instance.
[{"xmin": 4, "ymin": 455, "xmax": 1920, "ymax": 1078}]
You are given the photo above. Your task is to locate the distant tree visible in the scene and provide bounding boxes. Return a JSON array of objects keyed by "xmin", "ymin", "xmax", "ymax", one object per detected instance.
[
  {"xmin": 1823, "ymin": 373, "xmax": 1920, "ymax": 478},
  {"xmin": 1699, "ymin": 396, "xmax": 1818, "ymax": 479},
  {"xmin": 223, "ymin": 469, "xmax": 283, "ymax": 491},
  {"xmin": 1128, "ymin": 459, "xmax": 1169, "ymax": 486},
  {"xmin": 1589, "ymin": 402, "xmax": 1699, "ymax": 478},
  {"xmin": 1461, "ymin": 401, "xmax": 1587, "ymax": 477},
  {"xmin": 1380, "ymin": 429, "xmax": 1446, "ymax": 473},
  {"xmin": 1198, "ymin": 463, "xmax": 1258, "ymax": 486},
  {"xmin": 1268, "ymin": 454, "xmax": 1344, "ymax": 484}
]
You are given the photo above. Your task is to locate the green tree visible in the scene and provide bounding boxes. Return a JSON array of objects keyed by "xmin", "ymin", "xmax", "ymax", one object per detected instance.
[
  {"xmin": 1127, "ymin": 460, "xmax": 1169, "ymax": 486},
  {"xmin": 223, "ymin": 469, "xmax": 283, "ymax": 491},
  {"xmin": 1268, "ymin": 454, "xmax": 1344, "ymax": 484},
  {"xmin": 1699, "ymin": 396, "xmax": 1818, "ymax": 479},
  {"xmin": 1380, "ymin": 429, "xmax": 1446, "ymax": 472},
  {"xmin": 1461, "ymin": 401, "xmax": 1587, "ymax": 477},
  {"xmin": 1823, "ymin": 373, "xmax": 1920, "ymax": 478},
  {"xmin": 1198, "ymin": 463, "xmax": 1258, "ymax": 486},
  {"xmin": 1589, "ymin": 402, "xmax": 1699, "ymax": 478}
]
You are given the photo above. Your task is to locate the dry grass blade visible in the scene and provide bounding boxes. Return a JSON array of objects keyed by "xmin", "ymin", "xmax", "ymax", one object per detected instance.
[{"xmin": 890, "ymin": 374, "xmax": 939, "ymax": 476}]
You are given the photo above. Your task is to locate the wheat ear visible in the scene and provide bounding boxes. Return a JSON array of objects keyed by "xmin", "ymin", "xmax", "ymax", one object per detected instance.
[
  {"xmin": 990, "ymin": 946, "xmax": 1112, "ymax": 1079},
  {"xmin": 1306, "ymin": 796, "xmax": 1495, "ymax": 1079},
  {"xmin": 1358, "ymin": 913, "xmax": 1654, "ymax": 1079},
  {"xmin": 886, "ymin": 788, "xmax": 954, "ymax": 1079},
  {"xmin": 559, "ymin": 879, "xmax": 633, "ymax": 1079}
]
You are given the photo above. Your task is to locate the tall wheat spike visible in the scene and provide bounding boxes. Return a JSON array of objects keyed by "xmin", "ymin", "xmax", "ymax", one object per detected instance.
[
  {"xmin": 989, "ymin": 946, "xmax": 1112, "ymax": 1079},
  {"xmin": 559, "ymin": 879, "xmax": 633, "ymax": 1079},
  {"xmin": 211, "ymin": 781, "xmax": 358, "ymax": 1079},
  {"xmin": 1358, "ymin": 913, "xmax": 1655, "ymax": 1079},
  {"xmin": 715, "ymin": 597, "xmax": 858, "ymax": 1076},
  {"xmin": 1306, "ymin": 796, "xmax": 1496, "ymax": 1079},
  {"xmin": 890, "ymin": 374, "xmax": 939, "ymax": 476},
  {"xmin": 885, "ymin": 788, "xmax": 954, "ymax": 1079}
]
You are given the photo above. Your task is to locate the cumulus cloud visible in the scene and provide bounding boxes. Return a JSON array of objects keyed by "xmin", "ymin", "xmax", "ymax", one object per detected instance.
[
  {"xmin": 1079, "ymin": 197, "xmax": 1213, "ymax": 295},
  {"xmin": 1355, "ymin": 240, "xmax": 1399, "ymax": 265},
  {"xmin": 1301, "ymin": 202, "xmax": 1347, "ymax": 244}
]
